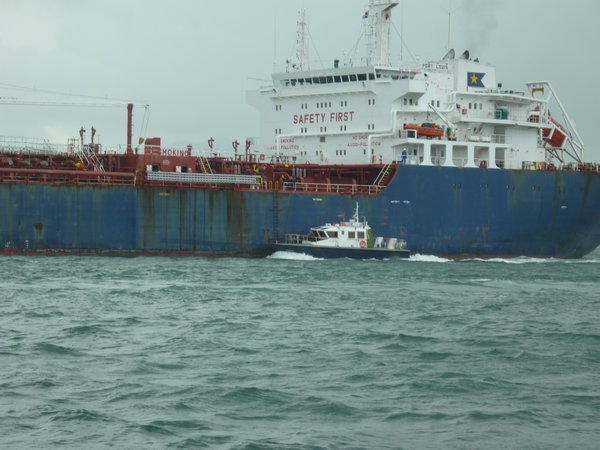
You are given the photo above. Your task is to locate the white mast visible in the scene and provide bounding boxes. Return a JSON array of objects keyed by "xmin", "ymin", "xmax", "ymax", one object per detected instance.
[
  {"xmin": 366, "ymin": 0, "xmax": 398, "ymax": 67},
  {"xmin": 287, "ymin": 9, "xmax": 309, "ymax": 72}
]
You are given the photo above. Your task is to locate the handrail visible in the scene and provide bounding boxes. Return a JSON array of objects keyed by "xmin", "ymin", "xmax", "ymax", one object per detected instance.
[{"xmin": 282, "ymin": 181, "xmax": 383, "ymax": 195}]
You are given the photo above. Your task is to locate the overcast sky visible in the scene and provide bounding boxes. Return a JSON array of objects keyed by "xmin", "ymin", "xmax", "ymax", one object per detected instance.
[{"xmin": 1, "ymin": 0, "xmax": 599, "ymax": 160}]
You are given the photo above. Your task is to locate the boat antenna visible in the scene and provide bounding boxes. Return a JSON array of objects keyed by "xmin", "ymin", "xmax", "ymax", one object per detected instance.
[
  {"xmin": 287, "ymin": 9, "xmax": 309, "ymax": 72},
  {"xmin": 445, "ymin": 0, "xmax": 462, "ymax": 53}
]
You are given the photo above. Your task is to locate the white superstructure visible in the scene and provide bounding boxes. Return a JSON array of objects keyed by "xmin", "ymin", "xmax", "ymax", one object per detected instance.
[{"xmin": 247, "ymin": 0, "xmax": 584, "ymax": 169}]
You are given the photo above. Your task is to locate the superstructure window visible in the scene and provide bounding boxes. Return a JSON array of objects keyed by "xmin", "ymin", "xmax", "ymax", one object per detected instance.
[
  {"xmin": 342, "ymin": 75, "xmax": 349, "ymax": 82},
  {"xmin": 350, "ymin": 74, "xmax": 357, "ymax": 82},
  {"xmin": 358, "ymin": 73, "xmax": 367, "ymax": 81}
]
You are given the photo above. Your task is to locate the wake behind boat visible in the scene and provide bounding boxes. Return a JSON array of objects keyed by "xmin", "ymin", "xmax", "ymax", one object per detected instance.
[{"xmin": 273, "ymin": 204, "xmax": 410, "ymax": 259}]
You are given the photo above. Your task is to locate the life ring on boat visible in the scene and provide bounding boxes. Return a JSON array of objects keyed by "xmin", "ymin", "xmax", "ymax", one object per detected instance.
[{"xmin": 359, "ymin": 240, "xmax": 367, "ymax": 249}]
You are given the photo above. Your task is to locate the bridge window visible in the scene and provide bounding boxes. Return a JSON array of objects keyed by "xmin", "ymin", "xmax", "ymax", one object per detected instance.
[
  {"xmin": 342, "ymin": 75, "xmax": 349, "ymax": 82},
  {"xmin": 349, "ymin": 232, "xmax": 356, "ymax": 239}
]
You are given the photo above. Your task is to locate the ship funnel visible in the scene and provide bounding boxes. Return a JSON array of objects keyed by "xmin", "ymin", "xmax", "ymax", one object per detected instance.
[{"xmin": 366, "ymin": 1, "xmax": 398, "ymax": 67}]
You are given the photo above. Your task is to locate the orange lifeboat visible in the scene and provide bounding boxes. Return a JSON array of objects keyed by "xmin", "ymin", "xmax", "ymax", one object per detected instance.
[
  {"xmin": 542, "ymin": 116, "xmax": 568, "ymax": 148},
  {"xmin": 404, "ymin": 123, "xmax": 445, "ymax": 139}
]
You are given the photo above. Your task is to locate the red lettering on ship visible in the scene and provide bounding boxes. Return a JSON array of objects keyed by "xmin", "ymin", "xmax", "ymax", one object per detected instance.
[
  {"xmin": 161, "ymin": 148, "xmax": 192, "ymax": 157},
  {"xmin": 293, "ymin": 111, "xmax": 355, "ymax": 125},
  {"xmin": 330, "ymin": 112, "xmax": 355, "ymax": 122}
]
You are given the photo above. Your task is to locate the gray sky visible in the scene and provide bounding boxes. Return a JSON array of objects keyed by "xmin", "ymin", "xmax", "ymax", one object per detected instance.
[{"xmin": 1, "ymin": 0, "xmax": 599, "ymax": 160}]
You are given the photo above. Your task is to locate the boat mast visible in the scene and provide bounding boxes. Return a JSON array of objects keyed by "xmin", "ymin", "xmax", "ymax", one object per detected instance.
[
  {"xmin": 366, "ymin": 0, "xmax": 398, "ymax": 67},
  {"xmin": 287, "ymin": 9, "xmax": 309, "ymax": 72}
]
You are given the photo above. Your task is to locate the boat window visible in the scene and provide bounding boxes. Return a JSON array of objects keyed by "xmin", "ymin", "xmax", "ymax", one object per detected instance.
[
  {"xmin": 326, "ymin": 231, "xmax": 338, "ymax": 238},
  {"xmin": 327, "ymin": 76, "xmax": 334, "ymax": 83},
  {"xmin": 369, "ymin": 73, "xmax": 375, "ymax": 80},
  {"xmin": 342, "ymin": 75, "xmax": 349, "ymax": 82},
  {"xmin": 358, "ymin": 73, "xmax": 367, "ymax": 81},
  {"xmin": 357, "ymin": 232, "xmax": 365, "ymax": 239},
  {"xmin": 313, "ymin": 77, "xmax": 320, "ymax": 84},
  {"xmin": 320, "ymin": 76, "xmax": 327, "ymax": 84},
  {"xmin": 334, "ymin": 75, "xmax": 341, "ymax": 83},
  {"xmin": 305, "ymin": 78, "xmax": 312, "ymax": 85},
  {"xmin": 349, "ymin": 231, "xmax": 356, "ymax": 239},
  {"xmin": 350, "ymin": 74, "xmax": 357, "ymax": 82},
  {"xmin": 318, "ymin": 231, "xmax": 328, "ymax": 239}
]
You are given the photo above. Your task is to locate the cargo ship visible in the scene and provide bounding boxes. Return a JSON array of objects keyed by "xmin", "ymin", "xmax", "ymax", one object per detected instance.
[{"xmin": 2, "ymin": 0, "xmax": 600, "ymax": 258}]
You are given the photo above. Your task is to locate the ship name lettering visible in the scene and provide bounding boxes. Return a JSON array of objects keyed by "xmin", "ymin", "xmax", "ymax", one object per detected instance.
[{"xmin": 161, "ymin": 148, "xmax": 192, "ymax": 157}]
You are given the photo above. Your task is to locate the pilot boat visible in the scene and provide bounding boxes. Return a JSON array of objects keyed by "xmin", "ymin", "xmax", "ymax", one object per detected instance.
[{"xmin": 273, "ymin": 204, "xmax": 410, "ymax": 259}]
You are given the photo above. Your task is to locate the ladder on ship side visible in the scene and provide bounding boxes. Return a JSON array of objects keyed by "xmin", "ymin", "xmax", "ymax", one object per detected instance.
[
  {"xmin": 197, "ymin": 156, "xmax": 213, "ymax": 174},
  {"xmin": 373, "ymin": 162, "xmax": 394, "ymax": 187}
]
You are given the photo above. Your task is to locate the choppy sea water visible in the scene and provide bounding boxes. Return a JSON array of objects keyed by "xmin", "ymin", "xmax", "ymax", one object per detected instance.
[{"xmin": 1, "ymin": 250, "xmax": 599, "ymax": 449}]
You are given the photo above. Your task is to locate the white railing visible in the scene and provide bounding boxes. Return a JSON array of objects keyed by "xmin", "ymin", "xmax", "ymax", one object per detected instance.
[
  {"xmin": 0, "ymin": 136, "xmax": 65, "ymax": 154},
  {"xmin": 282, "ymin": 181, "xmax": 383, "ymax": 195},
  {"xmin": 147, "ymin": 171, "xmax": 261, "ymax": 185}
]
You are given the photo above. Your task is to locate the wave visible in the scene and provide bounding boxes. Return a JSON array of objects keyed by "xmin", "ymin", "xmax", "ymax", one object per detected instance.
[
  {"xmin": 409, "ymin": 254, "xmax": 451, "ymax": 263},
  {"xmin": 33, "ymin": 342, "xmax": 83, "ymax": 357},
  {"xmin": 266, "ymin": 251, "xmax": 323, "ymax": 261}
]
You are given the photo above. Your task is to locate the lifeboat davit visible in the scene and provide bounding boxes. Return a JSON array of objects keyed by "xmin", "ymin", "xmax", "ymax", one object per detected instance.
[{"xmin": 404, "ymin": 123, "xmax": 445, "ymax": 139}]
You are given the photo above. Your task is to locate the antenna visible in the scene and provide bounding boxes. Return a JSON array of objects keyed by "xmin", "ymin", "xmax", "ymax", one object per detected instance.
[
  {"xmin": 446, "ymin": 0, "xmax": 462, "ymax": 53},
  {"xmin": 288, "ymin": 9, "xmax": 309, "ymax": 72},
  {"xmin": 273, "ymin": 12, "xmax": 277, "ymax": 72}
]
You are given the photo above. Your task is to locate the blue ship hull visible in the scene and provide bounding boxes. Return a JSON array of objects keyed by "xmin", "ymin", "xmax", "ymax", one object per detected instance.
[{"xmin": 2, "ymin": 166, "xmax": 600, "ymax": 258}]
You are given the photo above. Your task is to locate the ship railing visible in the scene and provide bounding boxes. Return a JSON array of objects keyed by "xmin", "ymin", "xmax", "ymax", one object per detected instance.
[
  {"xmin": 283, "ymin": 234, "xmax": 319, "ymax": 244},
  {"xmin": 282, "ymin": 181, "xmax": 384, "ymax": 195},
  {"xmin": 0, "ymin": 168, "xmax": 136, "ymax": 186},
  {"xmin": 0, "ymin": 136, "xmax": 66, "ymax": 154},
  {"xmin": 146, "ymin": 171, "xmax": 261, "ymax": 185}
]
